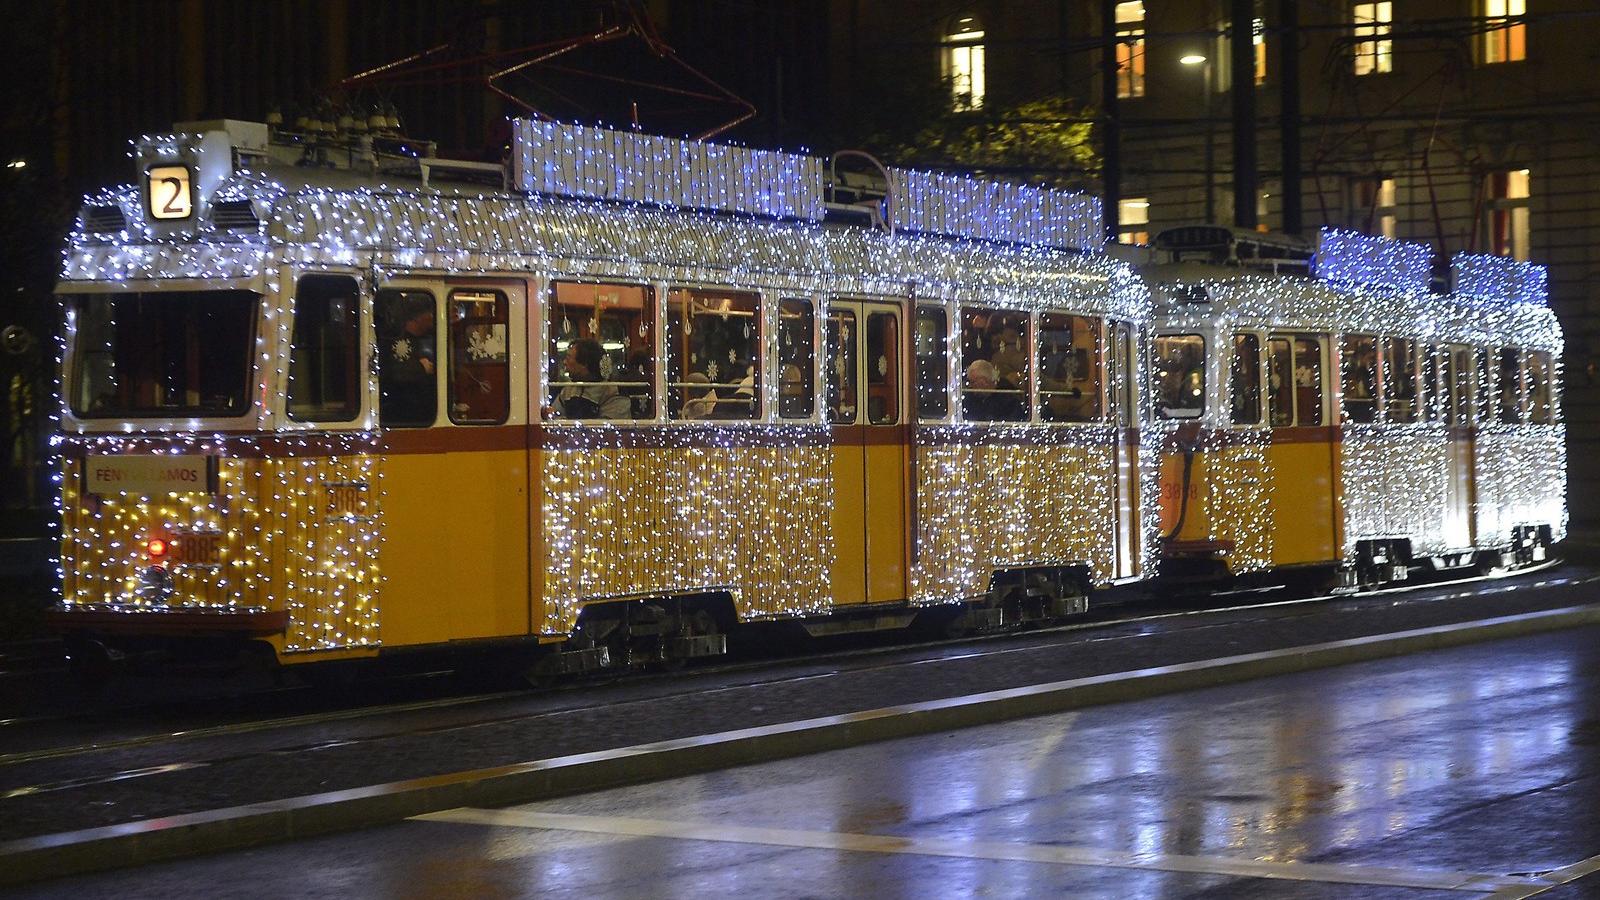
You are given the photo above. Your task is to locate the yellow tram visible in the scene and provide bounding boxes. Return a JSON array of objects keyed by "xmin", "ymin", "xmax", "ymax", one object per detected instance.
[
  {"xmin": 50, "ymin": 119, "xmax": 1152, "ymax": 675},
  {"xmin": 1147, "ymin": 226, "xmax": 1565, "ymax": 586}
]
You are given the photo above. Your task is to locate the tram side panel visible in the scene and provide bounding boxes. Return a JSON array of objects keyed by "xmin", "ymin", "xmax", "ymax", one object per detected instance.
[
  {"xmin": 535, "ymin": 433, "xmax": 837, "ymax": 634},
  {"xmin": 911, "ymin": 430, "xmax": 1119, "ymax": 601}
]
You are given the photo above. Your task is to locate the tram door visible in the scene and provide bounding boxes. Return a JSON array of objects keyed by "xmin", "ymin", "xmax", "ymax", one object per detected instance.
[
  {"xmin": 825, "ymin": 299, "xmax": 910, "ymax": 605},
  {"xmin": 1441, "ymin": 344, "xmax": 1476, "ymax": 549},
  {"xmin": 375, "ymin": 277, "xmax": 532, "ymax": 646},
  {"xmin": 1107, "ymin": 321, "xmax": 1140, "ymax": 578},
  {"xmin": 1266, "ymin": 332, "xmax": 1338, "ymax": 564}
]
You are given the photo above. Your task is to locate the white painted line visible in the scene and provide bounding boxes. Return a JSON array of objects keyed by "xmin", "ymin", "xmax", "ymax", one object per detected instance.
[
  {"xmin": 1486, "ymin": 851, "xmax": 1600, "ymax": 899},
  {"xmin": 415, "ymin": 807, "xmax": 1541, "ymax": 893}
]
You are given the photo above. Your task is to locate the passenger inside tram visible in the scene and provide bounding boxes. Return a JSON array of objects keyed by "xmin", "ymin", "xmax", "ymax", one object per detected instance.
[
  {"xmin": 960, "ymin": 309, "xmax": 1029, "ymax": 422},
  {"xmin": 555, "ymin": 337, "xmax": 629, "ymax": 419},
  {"xmin": 667, "ymin": 288, "xmax": 760, "ymax": 420}
]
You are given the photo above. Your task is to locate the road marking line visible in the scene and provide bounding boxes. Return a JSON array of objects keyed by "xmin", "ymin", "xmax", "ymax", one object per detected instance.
[
  {"xmin": 413, "ymin": 807, "xmax": 1541, "ymax": 893},
  {"xmin": 1487, "ymin": 852, "xmax": 1600, "ymax": 899}
]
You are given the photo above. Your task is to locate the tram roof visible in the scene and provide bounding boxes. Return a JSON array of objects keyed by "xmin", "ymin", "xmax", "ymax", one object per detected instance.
[
  {"xmin": 1146, "ymin": 260, "xmax": 1562, "ymax": 354},
  {"xmin": 64, "ymin": 167, "xmax": 1148, "ymax": 320}
]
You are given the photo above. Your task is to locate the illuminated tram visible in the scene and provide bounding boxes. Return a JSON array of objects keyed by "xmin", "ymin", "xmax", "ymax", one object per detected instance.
[
  {"xmin": 50, "ymin": 119, "xmax": 1153, "ymax": 677},
  {"xmin": 1146, "ymin": 226, "xmax": 1565, "ymax": 587}
]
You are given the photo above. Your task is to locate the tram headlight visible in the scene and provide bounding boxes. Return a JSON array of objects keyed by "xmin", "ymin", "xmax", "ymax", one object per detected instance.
[{"xmin": 135, "ymin": 565, "xmax": 174, "ymax": 606}]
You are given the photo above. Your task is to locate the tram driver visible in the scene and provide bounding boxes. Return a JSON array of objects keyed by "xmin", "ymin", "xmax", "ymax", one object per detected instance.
[{"xmin": 379, "ymin": 297, "xmax": 438, "ymax": 426}]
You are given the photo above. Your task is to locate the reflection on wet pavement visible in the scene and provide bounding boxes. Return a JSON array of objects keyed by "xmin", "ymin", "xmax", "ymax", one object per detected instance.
[{"xmin": 15, "ymin": 627, "xmax": 1600, "ymax": 899}]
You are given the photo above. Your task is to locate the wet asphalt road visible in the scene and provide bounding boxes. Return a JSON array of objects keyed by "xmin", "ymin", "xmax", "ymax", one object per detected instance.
[
  {"xmin": 1, "ymin": 560, "xmax": 1596, "ymax": 845},
  {"xmin": 16, "ymin": 623, "xmax": 1600, "ymax": 898}
]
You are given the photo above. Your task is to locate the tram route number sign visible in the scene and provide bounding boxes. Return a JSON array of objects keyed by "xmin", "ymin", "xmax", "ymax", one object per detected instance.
[
  {"xmin": 85, "ymin": 455, "xmax": 217, "ymax": 496},
  {"xmin": 146, "ymin": 164, "xmax": 194, "ymax": 221}
]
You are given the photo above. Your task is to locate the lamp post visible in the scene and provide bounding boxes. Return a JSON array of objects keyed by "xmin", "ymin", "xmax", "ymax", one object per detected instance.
[{"xmin": 1179, "ymin": 53, "xmax": 1215, "ymax": 224}]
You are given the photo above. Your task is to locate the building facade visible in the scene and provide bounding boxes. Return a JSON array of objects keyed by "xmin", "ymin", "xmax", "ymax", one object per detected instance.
[{"xmin": 828, "ymin": 0, "xmax": 1600, "ymax": 522}]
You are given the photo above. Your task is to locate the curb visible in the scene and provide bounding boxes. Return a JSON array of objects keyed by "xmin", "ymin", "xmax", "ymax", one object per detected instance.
[{"xmin": 4, "ymin": 602, "xmax": 1599, "ymax": 887}]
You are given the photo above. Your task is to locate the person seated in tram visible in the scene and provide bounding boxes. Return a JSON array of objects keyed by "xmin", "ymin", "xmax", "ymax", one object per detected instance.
[
  {"xmin": 778, "ymin": 363, "xmax": 810, "ymax": 418},
  {"xmin": 963, "ymin": 358, "xmax": 1026, "ymax": 422},
  {"xmin": 680, "ymin": 371, "xmax": 718, "ymax": 419},
  {"xmin": 713, "ymin": 370, "xmax": 757, "ymax": 419},
  {"xmin": 556, "ymin": 337, "xmax": 629, "ymax": 419}
]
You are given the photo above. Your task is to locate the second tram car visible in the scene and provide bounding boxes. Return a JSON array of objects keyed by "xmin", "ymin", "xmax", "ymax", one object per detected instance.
[
  {"xmin": 1146, "ymin": 226, "xmax": 1565, "ymax": 587},
  {"xmin": 50, "ymin": 119, "xmax": 1153, "ymax": 677}
]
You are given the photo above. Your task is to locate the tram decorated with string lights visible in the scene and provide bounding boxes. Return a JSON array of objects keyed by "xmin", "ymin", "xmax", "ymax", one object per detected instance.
[
  {"xmin": 1147, "ymin": 226, "xmax": 1566, "ymax": 587},
  {"xmin": 50, "ymin": 118, "xmax": 1153, "ymax": 678},
  {"xmin": 47, "ymin": 118, "xmax": 1564, "ymax": 680}
]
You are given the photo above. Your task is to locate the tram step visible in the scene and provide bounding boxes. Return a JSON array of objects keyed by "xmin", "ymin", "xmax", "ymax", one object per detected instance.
[
  {"xmin": 664, "ymin": 633, "xmax": 727, "ymax": 660},
  {"xmin": 555, "ymin": 646, "xmax": 611, "ymax": 675}
]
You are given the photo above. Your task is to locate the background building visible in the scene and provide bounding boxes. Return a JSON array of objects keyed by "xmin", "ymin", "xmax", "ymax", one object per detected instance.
[{"xmin": 830, "ymin": 0, "xmax": 1600, "ymax": 522}]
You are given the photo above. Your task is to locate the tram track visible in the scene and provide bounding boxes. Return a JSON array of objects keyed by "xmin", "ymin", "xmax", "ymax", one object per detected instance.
[{"xmin": 0, "ymin": 557, "xmax": 1580, "ymax": 801}]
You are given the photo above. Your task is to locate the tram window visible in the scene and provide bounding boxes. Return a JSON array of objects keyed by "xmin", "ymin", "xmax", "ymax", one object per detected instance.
[
  {"xmin": 1383, "ymin": 337, "xmax": 1419, "ymax": 423},
  {"xmin": 69, "ymin": 290, "xmax": 256, "ymax": 419},
  {"xmin": 550, "ymin": 281, "xmax": 654, "ymax": 421},
  {"xmin": 1267, "ymin": 339, "xmax": 1292, "ymax": 426},
  {"xmin": 447, "ymin": 289, "xmax": 509, "ymax": 425},
  {"xmin": 1230, "ymin": 332, "xmax": 1262, "ymax": 425},
  {"xmin": 287, "ymin": 275, "xmax": 360, "ymax": 423},
  {"xmin": 1446, "ymin": 345, "xmax": 1473, "ymax": 427},
  {"xmin": 777, "ymin": 298, "xmax": 815, "ymax": 419},
  {"xmin": 376, "ymin": 289, "xmax": 438, "ymax": 428},
  {"xmin": 825, "ymin": 308, "xmax": 858, "ymax": 423},
  {"xmin": 1475, "ymin": 347, "xmax": 1494, "ymax": 424},
  {"xmin": 1152, "ymin": 334, "xmax": 1205, "ymax": 419},
  {"xmin": 1268, "ymin": 335, "xmax": 1324, "ymax": 427},
  {"xmin": 1498, "ymin": 347, "xmax": 1524, "ymax": 424},
  {"xmin": 914, "ymin": 306, "xmax": 950, "ymax": 419},
  {"xmin": 1340, "ymin": 335, "xmax": 1379, "ymax": 424},
  {"xmin": 866, "ymin": 311, "xmax": 901, "ymax": 424},
  {"xmin": 667, "ymin": 287, "xmax": 760, "ymax": 420},
  {"xmin": 1109, "ymin": 321, "xmax": 1136, "ymax": 428},
  {"xmin": 1038, "ymin": 313, "xmax": 1104, "ymax": 423},
  {"xmin": 960, "ymin": 307, "xmax": 1029, "ymax": 422},
  {"xmin": 1525, "ymin": 350, "xmax": 1554, "ymax": 424},
  {"xmin": 1421, "ymin": 344, "xmax": 1442, "ymax": 422}
]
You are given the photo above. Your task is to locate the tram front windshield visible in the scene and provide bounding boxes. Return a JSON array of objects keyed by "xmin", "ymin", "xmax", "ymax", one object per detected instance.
[{"xmin": 68, "ymin": 291, "xmax": 257, "ymax": 419}]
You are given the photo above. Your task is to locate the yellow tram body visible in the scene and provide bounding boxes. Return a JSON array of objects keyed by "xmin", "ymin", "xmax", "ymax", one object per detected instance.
[{"xmin": 50, "ymin": 120, "xmax": 1152, "ymax": 670}]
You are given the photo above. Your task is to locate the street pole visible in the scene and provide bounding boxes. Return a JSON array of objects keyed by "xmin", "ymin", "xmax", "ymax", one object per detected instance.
[
  {"xmin": 1204, "ymin": 59, "xmax": 1215, "ymax": 224},
  {"xmin": 1230, "ymin": 0, "xmax": 1258, "ymax": 229},
  {"xmin": 1102, "ymin": 0, "xmax": 1121, "ymax": 243},
  {"xmin": 1280, "ymin": 0, "xmax": 1303, "ymax": 234}
]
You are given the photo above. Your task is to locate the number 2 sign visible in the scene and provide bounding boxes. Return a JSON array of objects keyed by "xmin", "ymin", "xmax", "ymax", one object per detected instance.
[{"xmin": 146, "ymin": 164, "xmax": 194, "ymax": 220}]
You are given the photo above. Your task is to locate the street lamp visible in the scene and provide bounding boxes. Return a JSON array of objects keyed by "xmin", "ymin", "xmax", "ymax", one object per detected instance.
[{"xmin": 1180, "ymin": 53, "xmax": 1215, "ymax": 224}]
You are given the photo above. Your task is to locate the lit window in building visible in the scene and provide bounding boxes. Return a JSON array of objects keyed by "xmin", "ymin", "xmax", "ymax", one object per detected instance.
[
  {"xmin": 1354, "ymin": 176, "xmax": 1397, "ymax": 238},
  {"xmin": 1486, "ymin": 168, "xmax": 1531, "ymax": 261},
  {"xmin": 1254, "ymin": 16, "xmax": 1267, "ymax": 84},
  {"xmin": 1352, "ymin": 2, "xmax": 1393, "ymax": 75},
  {"xmin": 1119, "ymin": 198, "xmax": 1150, "ymax": 244},
  {"xmin": 1481, "ymin": 0, "xmax": 1526, "ymax": 64},
  {"xmin": 1212, "ymin": 9, "xmax": 1265, "ymax": 91},
  {"xmin": 943, "ymin": 15, "xmax": 986, "ymax": 110},
  {"xmin": 1116, "ymin": 2, "xmax": 1146, "ymax": 98}
]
